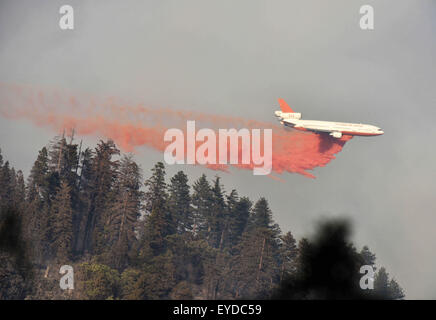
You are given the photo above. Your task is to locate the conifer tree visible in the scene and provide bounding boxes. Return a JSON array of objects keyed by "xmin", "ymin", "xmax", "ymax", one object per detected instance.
[
  {"xmin": 74, "ymin": 147, "xmax": 94, "ymax": 253},
  {"xmin": 191, "ymin": 174, "xmax": 213, "ymax": 237},
  {"xmin": 389, "ymin": 278, "xmax": 405, "ymax": 299},
  {"xmin": 140, "ymin": 162, "xmax": 173, "ymax": 257},
  {"xmin": 230, "ymin": 227, "xmax": 280, "ymax": 298},
  {"xmin": 360, "ymin": 245, "xmax": 377, "ymax": 268},
  {"xmin": 229, "ymin": 198, "xmax": 281, "ymax": 298},
  {"xmin": 374, "ymin": 267, "xmax": 390, "ymax": 298},
  {"xmin": 14, "ymin": 170, "xmax": 26, "ymax": 207},
  {"xmin": 48, "ymin": 135, "xmax": 79, "ymax": 183},
  {"xmin": 105, "ymin": 155, "xmax": 143, "ymax": 269},
  {"xmin": 26, "ymin": 147, "xmax": 52, "ymax": 262},
  {"xmin": 27, "ymin": 147, "xmax": 50, "ymax": 201},
  {"xmin": 226, "ymin": 193, "xmax": 251, "ymax": 249},
  {"xmin": 209, "ymin": 177, "xmax": 226, "ymax": 248},
  {"xmin": 0, "ymin": 143, "xmax": 408, "ymax": 300},
  {"xmin": 168, "ymin": 171, "xmax": 193, "ymax": 234},
  {"xmin": 82, "ymin": 140, "xmax": 119, "ymax": 254},
  {"xmin": 144, "ymin": 162, "xmax": 168, "ymax": 212},
  {"xmin": 0, "ymin": 161, "xmax": 14, "ymax": 207},
  {"xmin": 50, "ymin": 181, "xmax": 73, "ymax": 261},
  {"xmin": 247, "ymin": 197, "xmax": 280, "ymax": 237},
  {"xmin": 279, "ymin": 231, "xmax": 298, "ymax": 282}
]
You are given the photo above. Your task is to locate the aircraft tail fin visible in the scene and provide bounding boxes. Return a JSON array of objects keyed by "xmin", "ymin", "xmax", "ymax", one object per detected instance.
[{"xmin": 278, "ymin": 98, "xmax": 294, "ymax": 113}]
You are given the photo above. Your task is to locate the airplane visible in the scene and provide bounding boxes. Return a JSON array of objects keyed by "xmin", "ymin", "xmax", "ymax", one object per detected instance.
[{"xmin": 274, "ymin": 98, "xmax": 384, "ymax": 138}]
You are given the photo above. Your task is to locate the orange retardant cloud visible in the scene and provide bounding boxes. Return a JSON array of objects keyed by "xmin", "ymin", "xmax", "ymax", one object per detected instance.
[{"xmin": 0, "ymin": 83, "xmax": 352, "ymax": 178}]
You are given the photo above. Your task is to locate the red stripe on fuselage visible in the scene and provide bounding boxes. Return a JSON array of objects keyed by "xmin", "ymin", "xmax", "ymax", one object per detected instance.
[
  {"xmin": 340, "ymin": 131, "xmax": 382, "ymax": 136},
  {"xmin": 283, "ymin": 122, "xmax": 382, "ymax": 136}
]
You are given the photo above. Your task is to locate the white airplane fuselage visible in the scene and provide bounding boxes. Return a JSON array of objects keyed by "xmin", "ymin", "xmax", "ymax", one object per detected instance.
[
  {"xmin": 278, "ymin": 115, "xmax": 384, "ymax": 138},
  {"xmin": 274, "ymin": 99, "xmax": 384, "ymax": 138}
]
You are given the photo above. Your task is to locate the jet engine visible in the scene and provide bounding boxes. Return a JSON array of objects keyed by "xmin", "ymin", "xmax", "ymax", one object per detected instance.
[
  {"xmin": 275, "ymin": 111, "xmax": 301, "ymax": 120},
  {"xmin": 330, "ymin": 131, "xmax": 342, "ymax": 138}
]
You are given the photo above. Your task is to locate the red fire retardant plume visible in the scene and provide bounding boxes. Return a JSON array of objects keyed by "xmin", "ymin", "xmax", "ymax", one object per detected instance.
[{"xmin": 0, "ymin": 83, "xmax": 352, "ymax": 178}]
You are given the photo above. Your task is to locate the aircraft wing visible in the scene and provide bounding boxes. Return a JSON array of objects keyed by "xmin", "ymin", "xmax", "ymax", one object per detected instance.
[{"xmin": 282, "ymin": 119, "xmax": 343, "ymax": 138}]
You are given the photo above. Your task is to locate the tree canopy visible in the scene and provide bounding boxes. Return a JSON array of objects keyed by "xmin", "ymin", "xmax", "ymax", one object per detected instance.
[{"xmin": 0, "ymin": 141, "xmax": 405, "ymax": 300}]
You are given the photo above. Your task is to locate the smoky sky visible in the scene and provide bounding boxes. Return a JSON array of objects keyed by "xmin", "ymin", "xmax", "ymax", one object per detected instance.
[{"xmin": 0, "ymin": 0, "xmax": 435, "ymax": 298}]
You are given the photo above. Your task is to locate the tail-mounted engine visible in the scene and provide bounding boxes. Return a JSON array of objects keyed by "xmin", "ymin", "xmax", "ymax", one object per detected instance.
[{"xmin": 275, "ymin": 111, "xmax": 302, "ymax": 120}]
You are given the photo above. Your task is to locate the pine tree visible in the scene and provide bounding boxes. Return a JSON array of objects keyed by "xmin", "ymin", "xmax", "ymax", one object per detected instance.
[
  {"xmin": 279, "ymin": 231, "xmax": 298, "ymax": 282},
  {"xmin": 14, "ymin": 170, "xmax": 26, "ymax": 207},
  {"xmin": 229, "ymin": 198, "xmax": 281, "ymax": 298},
  {"xmin": 389, "ymin": 278, "xmax": 405, "ymax": 299},
  {"xmin": 374, "ymin": 267, "xmax": 390, "ymax": 298},
  {"xmin": 360, "ymin": 245, "xmax": 376, "ymax": 268},
  {"xmin": 191, "ymin": 174, "xmax": 213, "ymax": 237},
  {"xmin": 120, "ymin": 268, "xmax": 143, "ymax": 299},
  {"xmin": 140, "ymin": 162, "xmax": 174, "ymax": 257},
  {"xmin": 166, "ymin": 233, "xmax": 210, "ymax": 288},
  {"xmin": 137, "ymin": 251, "xmax": 177, "ymax": 299},
  {"xmin": 221, "ymin": 190, "xmax": 238, "ymax": 249},
  {"xmin": 50, "ymin": 181, "xmax": 74, "ymax": 261},
  {"xmin": 46, "ymin": 135, "xmax": 80, "ymax": 258},
  {"xmin": 48, "ymin": 134, "xmax": 79, "ymax": 181},
  {"xmin": 230, "ymin": 227, "xmax": 280, "ymax": 298},
  {"xmin": 48, "ymin": 135, "xmax": 67, "ymax": 173},
  {"xmin": 0, "ymin": 138, "xmax": 411, "ymax": 300},
  {"xmin": 209, "ymin": 177, "xmax": 226, "ymax": 249},
  {"xmin": 27, "ymin": 147, "xmax": 50, "ymax": 202},
  {"xmin": 77, "ymin": 148, "xmax": 94, "ymax": 193},
  {"xmin": 373, "ymin": 267, "xmax": 405, "ymax": 299},
  {"xmin": 0, "ymin": 161, "xmax": 14, "ymax": 207},
  {"xmin": 74, "ymin": 147, "xmax": 94, "ymax": 253},
  {"xmin": 247, "ymin": 198, "xmax": 280, "ymax": 236},
  {"xmin": 226, "ymin": 193, "xmax": 251, "ymax": 249},
  {"xmin": 168, "ymin": 171, "xmax": 193, "ymax": 234},
  {"xmin": 144, "ymin": 162, "xmax": 168, "ymax": 213},
  {"xmin": 295, "ymin": 237, "xmax": 310, "ymax": 273},
  {"xmin": 105, "ymin": 155, "xmax": 143, "ymax": 270},
  {"xmin": 25, "ymin": 147, "xmax": 52, "ymax": 262},
  {"xmin": 81, "ymin": 140, "xmax": 119, "ymax": 254}
]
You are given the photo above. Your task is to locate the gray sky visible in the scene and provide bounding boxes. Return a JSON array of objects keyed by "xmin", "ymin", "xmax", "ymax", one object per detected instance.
[{"xmin": 0, "ymin": 0, "xmax": 435, "ymax": 298}]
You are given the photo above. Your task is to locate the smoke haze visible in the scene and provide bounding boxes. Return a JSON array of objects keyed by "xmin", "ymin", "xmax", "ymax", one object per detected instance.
[{"xmin": 0, "ymin": 0, "xmax": 435, "ymax": 298}]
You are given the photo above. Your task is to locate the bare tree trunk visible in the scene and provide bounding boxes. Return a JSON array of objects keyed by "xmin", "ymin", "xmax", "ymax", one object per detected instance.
[
  {"xmin": 56, "ymin": 130, "xmax": 65, "ymax": 172},
  {"xmin": 192, "ymin": 219, "xmax": 197, "ymax": 237},
  {"xmin": 68, "ymin": 128, "xmax": 75, "ymax": 145},
  {"xmin": 256, "ymin": 237, "xmax": 266, "ymax": 282},
  {"xmin": 219, "ymin": 229, "xmax": 225, "ymax": 251},
  {"xmin": 118, "ymin": 193, "xmax": 128, "ymax": 243},
  {"xmin": 44, "ymin": 265, "xmax": 50, "ymax": 278},
  {"xmin": 75, "ymin": 140, "xmax": 82, "ymax": 177}
]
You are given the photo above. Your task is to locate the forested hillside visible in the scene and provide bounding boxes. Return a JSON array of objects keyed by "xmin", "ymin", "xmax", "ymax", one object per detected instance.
[{"xmin": 0, "ymin": 136, "xmax": 404, "ymax": 299}]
